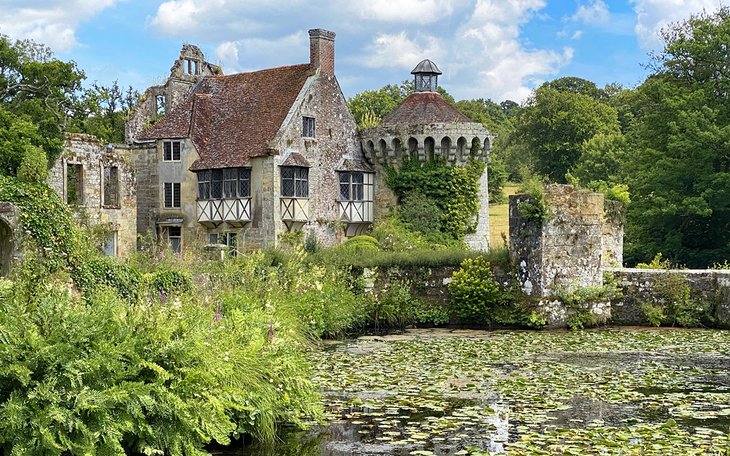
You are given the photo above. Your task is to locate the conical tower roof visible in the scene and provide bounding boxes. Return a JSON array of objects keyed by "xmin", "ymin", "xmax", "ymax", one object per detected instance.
[{"xmin": 381, "ymin": 92, "xmax": 471, "ymax": 126}]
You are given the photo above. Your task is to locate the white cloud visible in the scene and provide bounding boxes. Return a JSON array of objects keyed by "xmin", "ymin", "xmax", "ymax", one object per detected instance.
[
  {"xmin": 361, "ymin": 32, "xmax": 444, "ymax": 69},
  {"xmin": 630, "ymin": 0, "xmax": 722, "ymax": 50},
  {"xmin": 570, "ymin": 0, "xmax": 610, "ymax": 25},
  {"xmin": 0, "ymin": 0, "xmax": 120, "ymax": 52},
  {"xmin": 571, "ymin": 30, "xmax": 584, "ymax": 40},
  {"xmin": 356, "ymin": 0, "xmax": 572, "ymax": 101},
  {"xmin": 213, "ymin": 32, "xmax": 308, "ymax": 73},
  {"xmin": 352, "ymin": 0, "xmax": 463, "ymax": 24}
]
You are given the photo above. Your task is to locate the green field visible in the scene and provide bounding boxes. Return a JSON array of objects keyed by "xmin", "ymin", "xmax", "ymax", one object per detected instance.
[{"xmin": 489, "ymin": 184, "xmax": 519, "ymax": 247}]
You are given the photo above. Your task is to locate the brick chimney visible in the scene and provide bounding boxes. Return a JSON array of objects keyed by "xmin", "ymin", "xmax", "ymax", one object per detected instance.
[{"xmin": 309, "ymin": 29, "xmax": 335, "ymax": 76}]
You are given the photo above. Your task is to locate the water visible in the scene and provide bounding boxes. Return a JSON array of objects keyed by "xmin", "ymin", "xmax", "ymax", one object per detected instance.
[{"xmin": 211, "ymin": 328, "xmax": 730, "ymax": 455}]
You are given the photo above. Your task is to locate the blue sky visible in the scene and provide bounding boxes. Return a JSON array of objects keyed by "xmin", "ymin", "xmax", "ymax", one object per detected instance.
[{"xmin": 0, "ymin": 1, "xmax": 724, "ymax": 102}]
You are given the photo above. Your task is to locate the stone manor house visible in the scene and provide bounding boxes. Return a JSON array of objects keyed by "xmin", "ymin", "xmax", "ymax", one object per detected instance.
[{"xmin": 44, "ymin": 29, "xmax": 493, "ymax": 257}]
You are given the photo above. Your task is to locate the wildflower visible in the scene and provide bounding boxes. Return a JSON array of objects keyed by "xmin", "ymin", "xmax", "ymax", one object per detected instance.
[
  {"xmin": 159, "ymin": 290, "xmax": 167, "ymax": 303},
  {"xmin": 214, "ymin": 302, "xmax": 222, "ymax": 322}
]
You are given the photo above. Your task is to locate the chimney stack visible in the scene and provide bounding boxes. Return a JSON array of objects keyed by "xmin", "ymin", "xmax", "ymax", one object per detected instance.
[{"xmin": 309, "ymin": 29, "xmax": 335, "ymax": 76}]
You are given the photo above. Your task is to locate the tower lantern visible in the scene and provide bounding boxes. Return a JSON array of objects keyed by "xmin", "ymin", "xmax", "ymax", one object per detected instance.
[{"xmin": 411, "ymin": 59, "xmax": 442, "ymax": 92}]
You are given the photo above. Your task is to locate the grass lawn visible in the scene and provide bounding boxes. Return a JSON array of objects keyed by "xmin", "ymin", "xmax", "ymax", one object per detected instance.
[{"xmin": 489, "ymin": 184, "xmax": 519, "ymax": 247}]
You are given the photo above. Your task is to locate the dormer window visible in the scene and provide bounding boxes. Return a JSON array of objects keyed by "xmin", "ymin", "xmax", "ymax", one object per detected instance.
[
  {"xmin": 163, "ymin": 141, "xmax": 181, "ymax": 161},
  {"xmin": 411, "ymin": 59, "xmax": 442, "ymax": 92},
  {"xmin": 303, "ymin": 116, "xmax": 315, "ymax": 138}
]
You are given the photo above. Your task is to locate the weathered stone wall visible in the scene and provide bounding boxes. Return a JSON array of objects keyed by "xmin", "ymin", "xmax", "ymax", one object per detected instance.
[
  {"xmin": 605, "ymin": 268, "xmax": 730, "ymax": 327},
  {"xmin": 510, "ymin": 185, "xmax": 624, "ymax": 297},
  {"xmin": 0, "ymin": 202, "xmax": 21, "ymax": 276},
  {"xmin": 602, "ymin": 200, "xmax": 624, "ymax": 267},
  {"xmin": 49, "ymin": 134, "xmax": 137, "ymax": 256},
  {"xmin": 271, "ymin": 69, "xmax": 362, "ymax": 248},
  {"xmin": 360, "ymin": 122, "xmax": 493, "ymax": 251},
  {"xmin": 361, "ymin": 265, "xmax": 459, "ymax": 307},
  {"xmin": 126, "ymin": 44, "xmax": 220, "ymax": 144}
]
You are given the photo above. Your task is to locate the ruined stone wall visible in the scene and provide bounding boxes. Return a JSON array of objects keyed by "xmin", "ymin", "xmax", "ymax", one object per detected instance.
[
  {"xmin": 126, "ymin": 44, "xmax": 220, "ymax": 144},
  {"xmin": 133, "ymin": 145, "xmax": 158, "ymax": 244},
  {"xmin": 271, "ymin": 70, "xmax": 361, "ymax": 248},
  {"xmin": 0, "ymin": 202, "xmax": 21, "ymax": 276},
  {"xmin": 510, "ymin": 185, "xmax": 624, "ymax": 297},
  {"xmin": 49, "ymin": 134, "xmax": 137, "ymax": 256},
  {"xmin": 602, "ymin": 200, "xmax": 624, "ymax": 267},
  {"xmin": 605, "ymin": 268, "xmax": 730, "ymax": 327}
]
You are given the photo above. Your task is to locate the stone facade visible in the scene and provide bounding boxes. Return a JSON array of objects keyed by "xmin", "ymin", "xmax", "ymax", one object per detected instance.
[
  {"xmin": 510, "ymin": 184, "xmax": 624, "ymax": 297},
  {"xmin": 133, "ymin": 29, "xmax": 366, "ymax": 252},
  {"xmin": 0, "ymin": 202, "xmax": 21, "ymax": 276},
  {"xmin": 360, "ymin": 103, "xmax": 494, "ymax": 252},
  {"xmin": 48, "ymin": 133, "xmax": 137, "ymax": 257},
  {"xmin": 126, "ymin": 44, "xmax": 220, "ymax": 144}
]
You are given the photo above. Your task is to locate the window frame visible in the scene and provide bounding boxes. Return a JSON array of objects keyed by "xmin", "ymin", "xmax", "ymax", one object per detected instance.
[
  {"xmin": 197, "ymin": 168, "xmax": 252, "ymax": 200},
  {"xmin": 339, "ymin": 172, "xmax": 365, "ymax": 202},
  {"xmin": 281, "ymin": 166, "xmax": 309, "ymax": 198},
  {"xmin": 103, "ymin": 165, "xmax": 120, "ymax": 207},
  {"xmin": 163, "ymin": 141, "xmax": 181, "ymax": 161},
  {"xmin": 167, "ymin": 226, "xmax": 182, "ymax": 253},
  {"xmin": 302, "ymin": 116, "xmax": 315, "ymax": 138},
  {"xmin": 163, "ymin": 182, "xmax": 181, "ymax": 209}
]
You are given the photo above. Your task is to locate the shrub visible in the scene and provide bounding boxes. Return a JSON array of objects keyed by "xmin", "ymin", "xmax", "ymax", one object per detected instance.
[
  {"xmin": 342, "ymin": 235, "xmax": 380, "ymax": 253},
  {"xmin": 364, "ymin": 279, "xmax": 418, "ymax": 329},
  {"xmin": 72, "ymin": 257, "xmax": 143, "ymax": 301},
  {"xmin": 641, "ymin": 302, "xmax": 665, "ymax": 327},
  {"xmin": 449, "ymin": 256, "xmax": 509, "ymax": 324},
  {"xmin": 147, "ymin": 269, "xmax": 193, "ymax": 298}
]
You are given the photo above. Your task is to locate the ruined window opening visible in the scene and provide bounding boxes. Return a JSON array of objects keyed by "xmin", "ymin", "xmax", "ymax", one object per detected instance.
[
  {"xmin": 103, "ymin": 231, "xmax": 117, "ymax": 256},
  {"xmin": 66, "ymin": 163, "xmax": 84, "ymax": 205},
  {"xmin": 156, "ymin": 95, "xmax": 166, "ymax": 115},
  {"xmin": 163, "ymin": 182, "xmax": 181, "ymax": 208},
  {"xmin": 163, "ymin": 141, "xmax": 181, "ymax": 161},
  {"xmin": 103, "ymin": 165, "xmax": 119, "ymax": 207},
  {"xmin": 184, "ymin": 59, "xmax": 200, "ymax": 75},
  {"xmin": 281, "ymin": 166, "xmax": 308, "ymax": 198},
  {"xmin": 167, "ymin": 226, "xmax": 182, "ymax": 253},
  {"xmin": 302, "ymin": 116, "xmax": 315, "ymax": 138}
]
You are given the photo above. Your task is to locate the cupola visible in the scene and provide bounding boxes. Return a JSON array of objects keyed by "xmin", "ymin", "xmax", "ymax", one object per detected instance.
[{"xmin": 411, "ymin": 59, "xmax": 442, "ymax": 92}]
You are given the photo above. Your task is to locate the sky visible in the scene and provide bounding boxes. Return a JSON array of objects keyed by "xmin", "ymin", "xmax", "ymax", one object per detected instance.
[{"xmin": 0, "ymin": 0, "xmax": 726, "ymax": 102}]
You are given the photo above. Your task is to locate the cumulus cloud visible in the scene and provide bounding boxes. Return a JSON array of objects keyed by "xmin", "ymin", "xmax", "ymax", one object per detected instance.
[
  {"xmin": 570, "ymin": 0, "xmax": 610, "ymax": 25},
  {"xmin": 351, "ymin": 0, "xmax": 463, "ymax": 24},
  {"xmin": 214, "ymin": 32, "xmax": 308, "ymax": 73},
  {"xmin": 630, "ymin": 0, "xmax": 722, "ymax": 50},
  {"xmin": 361, "ymin": 32, "xmax": 444, "ymax": 69},
  {"xmin": 0, "ymin": 0, "xmax": 120, "ymax": 52}
]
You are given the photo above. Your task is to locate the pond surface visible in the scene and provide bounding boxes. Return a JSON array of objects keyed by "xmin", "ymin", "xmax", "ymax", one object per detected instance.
[{"xmin": 214, "ymin": 328, "xmax": 730, "ymax": 455}]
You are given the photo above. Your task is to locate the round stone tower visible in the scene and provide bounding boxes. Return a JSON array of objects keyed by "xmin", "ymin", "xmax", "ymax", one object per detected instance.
[{"xmin": 360, "ymin": 60, "xmax": 495, "ymax": 251}]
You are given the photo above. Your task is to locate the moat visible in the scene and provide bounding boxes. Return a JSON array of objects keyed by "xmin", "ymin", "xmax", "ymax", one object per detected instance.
[{"xmin": 214, "ymin": 328, "xmax": 730, "ymax": 455}]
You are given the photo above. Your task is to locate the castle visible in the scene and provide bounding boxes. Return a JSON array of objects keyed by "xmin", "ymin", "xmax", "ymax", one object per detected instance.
[{"xmin": 48, "ymin": 29, "xmax": 492, "ymax": 257}]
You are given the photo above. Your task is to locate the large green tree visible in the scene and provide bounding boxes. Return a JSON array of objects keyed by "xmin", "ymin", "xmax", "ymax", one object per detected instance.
[
  {"xmin": 514, "ymin": 78, "xmax": 621, "ymax": 183},
  {"xmin": 0, "ymin": 35, "xmax": 85, "ymax": 174},
  {"xmin": 622, "ymin": 8, "xmax": 730, "ymax": 267}
]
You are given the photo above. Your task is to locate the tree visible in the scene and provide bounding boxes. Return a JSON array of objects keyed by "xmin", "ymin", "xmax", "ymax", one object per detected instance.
[
  {"xmin": 0, "ymin": 35, "xmax": 85, "ymax": 173},
  {"xmin": 348, "ymin": 82, "xmax": 411, "ymax": 126},
  {"xmin": 70, "ymin": 81, "xmax": 138, "ymax": 143},
  {"xmin": 514, "ymin": 84, "xmax": 620, "ymax": 182},
  {"xmin": 621, "ymin": 8, "xmax": 730, "ymax": 267}
]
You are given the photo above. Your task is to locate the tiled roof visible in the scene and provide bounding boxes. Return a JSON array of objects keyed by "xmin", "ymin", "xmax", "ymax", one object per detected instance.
[
  {"xmin": 381, "ymin": 92, "xmax": 471, "ymax": 126},
  {"xmin": 139, "ymin": 64, "xmax": 313, "ymax": 170}
]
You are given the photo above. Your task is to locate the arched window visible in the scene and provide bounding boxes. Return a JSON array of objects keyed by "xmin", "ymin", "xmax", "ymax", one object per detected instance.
[
  {"xmin": 440, "ymin": 137, "xmax": 452, "ymax": 160},
  {"xmin": 408, "ymin": 137, "xmax": 418, "ymax": 160},
  {"xmin": 424, "ymin": 137, "xmax": 436, "ymax": 161},
  {"xmin": 456, "ymin": 137, "xmax": 467, "ymax": 160}
]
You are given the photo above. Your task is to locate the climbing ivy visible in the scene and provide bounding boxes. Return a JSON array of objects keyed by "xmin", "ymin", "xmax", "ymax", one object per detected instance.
[
  {"xmin": 0, "ymin": 177, "xmax": 83, "ymax": 272},
  {"xmin": 385, "ymin": 156, "xmax": 485, "ymax": 242}
]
